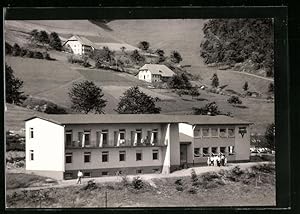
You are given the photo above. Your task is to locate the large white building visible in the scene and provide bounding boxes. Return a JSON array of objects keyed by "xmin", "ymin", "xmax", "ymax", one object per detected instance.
[
  {"xmin": 138, "ymin": 64, "xmax": 175, "ymax": 83},
  {"xmin": 63, "ymin": 35, "xmax": 96, "ymax": 55},
  {"xmin": 25, "ymin": 114, "xmax": 251, "ymax": 180}
]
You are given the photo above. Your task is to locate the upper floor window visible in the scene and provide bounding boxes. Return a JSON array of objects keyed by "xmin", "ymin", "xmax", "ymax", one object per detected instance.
[
  {"xmin": 84, "ymin": 152, "xmax": 91, "ymax": 163},
  {"xmin": 84, "ymin": 131, "xmax": 90, "ymax": 146},
  {"xmin": 66, "ymin": 153, "xmax": 72, "ymax": 163},
  {"xmin": 152, "ymin": 149, "xmax": 159, "ymax": 160},
  {"xmin": 30, "ymin": 128, "xmax": 34, "ymax": 139},
  {"xmin": 136, "ymin": 129, "xmax": 142, "ymax": 144},
  {"xmin": 136, "ymin": 150, "xmax": 142, "ymax": 161},
  {"xmin": 102, "ymin": 151, "xmax": 109, "ymax": 162},
  {"xmin": 228, "ymin": 128, "xmax": 235, "ymax": 137},
  {"xmin": 202, "ymin": 147, "xmax": 209, "ymax": 157},
  {"xmin": 219, "ymin": 128, "xmax": 227, "ymax": 138},
  {"xmin": 30, "ymin": 150, "xmax": 34, "ymax": 161},
  {"xmin": 202, "ymin": 128, "xmax": 209, "ymax": 137},
  {"xmin": 194, "ymin": 128, "xmax": 201, "ymax": 137},
  {"xmin": 211, "ymin": 128, "xmax": 218, "ymax": 137},
  {"xmin": 194, "ymin": 148, "xmax": 200, "ymax": 157},
  {"xmin": 119, "ymin": 151, "xmax": 126, "ymax": 161},
  {"xmin": 102, "ymin": 130, "xmax": 108, "ymax": 145},
  {"xmin": 65, "ymin": 130, "xmax": 72, "ymax": 146}
]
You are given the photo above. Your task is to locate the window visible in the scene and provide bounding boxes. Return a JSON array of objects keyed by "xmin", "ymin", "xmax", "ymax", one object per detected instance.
[
  {"xmin": 194, "ymin": 148, "xmax": 200, "ymax": 157},
  {"xmin": 84, "ymin": 152, "xmax": 91, "ymax": 163},
  {"xmin": 152, "ymin": 149, "xmax": 159, "ymax": 160},
  {"xmin": 136, "ymin": 150, "xmax": 142, "ymax": 161},
  {"xmin": 219, "ymin": 128, "xmax": 227, "ymax": 137},
  {"xmin": 29, "ymin": 150, "xmax": 34, "ymax": 161},
  {"xmin": 102, "ymin": 151, "xmax": 109, "ymax": 162},
  {"xmin": 84, "ymin": 131, "xmax": 90, "ymax": 146},
  {"xmin": 101, "ymin": 130, "xmax": 108, "ymax": 145},
  {"xmin": 211, "ymin": 147, "xmax": 218, "ymax": 154},
  {"xmin": 194, "ymin": 128, "xmax": 201, "ymax": 137},
  {"xmin": 152, "ymin": 129, "xmax": 158, "ymax": 144},
  {"xmin": 102, "ymin": 171, "xmax": 108, "ymax": 176},
  {"xmin": 211, "ymin": 128, "xmax": 218, "ymax": 137},
  {"xmin": 136, "ymin": 129, "xmax": 142, "ymax": 144},
  {"xmin": 136, "ymin": 169, "xmax": 143, "ymax": 174},
  {"xmin": 228, "ymin": 128, "xmax": 235, "ymax": 137},
  {"xmin": 228, "ymin": 146, "xmax": 235, "ymax": 155},
  {"xmin": 119, "ymin": 151, "xmax": 126, "ymax": 161},
  {"xmin": 65, "ymin": 173, "xmax": 73, "ymax": 179},
  {"xmin": 119, "ymin": 129, "xmax": 125, "ymax": 140},
  {"xmin": 144, "ymin": 75, "xmax": 146, "ymax": 79},
  {"xmin": 83, "ymin": 172, "xmax": 91, "ymax": 178},
  {"xmin": 202, "ymin": 148, "xmax": 209, "ymax": 157},
  {"xmin": 65, "ymin": 153, "xmax": 72, "ymax": 163},
  {"xmin": 220, "ymin": 147, "xmax": 226, "ymax": 154},
  {"xmin": 202, "ymin": 128, "xmax": 209, "ymax": 137},
  {"xmin": 30, "ymin": 128, "xmax": 34, "ymax": 138},
  {"xmin": 65, "ymin": 130, "xmax": 72, "ymax": 146},
  {"xmin": 152, "ymin": 168, "xmax": 159, "ymax": 173}
]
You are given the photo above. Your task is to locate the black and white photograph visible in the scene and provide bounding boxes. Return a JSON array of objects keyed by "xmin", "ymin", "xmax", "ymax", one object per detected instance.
[{"xmin": 4, "ymin": 16, "xmax": 277, "ymax": 208}]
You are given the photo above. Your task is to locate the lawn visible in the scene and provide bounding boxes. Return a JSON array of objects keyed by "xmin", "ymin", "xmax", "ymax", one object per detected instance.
[{"xmin": 6, "ymin": 163, "xmax": 275, "ymax": 208}]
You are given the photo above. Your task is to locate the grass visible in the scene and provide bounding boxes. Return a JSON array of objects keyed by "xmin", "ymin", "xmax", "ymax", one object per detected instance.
[
  {"xmin": 6, "ymin": 163, "xmax": 275, "ymax": 207},
  {"xmin": 6, "ymin": 173, "xmax": 58, "ymax": 190}
]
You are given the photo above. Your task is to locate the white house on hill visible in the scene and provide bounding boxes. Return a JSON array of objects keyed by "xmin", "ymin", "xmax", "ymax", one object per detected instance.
[
  {"xmin": 63, "ymin": 35, "xmax": 96, "ymax": 55},
  {"xmin": 138, "ymin": 64, "xmax": 175, "ymax": 83}
]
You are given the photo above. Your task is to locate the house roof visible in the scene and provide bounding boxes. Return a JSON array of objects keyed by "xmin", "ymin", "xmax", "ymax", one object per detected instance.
[
  {"xmin": 139, "ymin": 64, "xmax": 175, "ymax": 77},
  {"xmin": 25, "ymin": 114, "xmax": 251, "ymax": 126},
  {"xmin": 63, "ymin": 35, "xmax": 96, "ymax": 48}
]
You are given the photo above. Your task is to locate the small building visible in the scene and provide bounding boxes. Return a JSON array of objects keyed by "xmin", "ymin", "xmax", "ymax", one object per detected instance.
[
  {"xmin": 63, "ymin": 35, "xmax": 96, "ymax": 55},
  {"xmin": 25, "ymin": 114, "xmax": 251, "ymax": 180},
  {"xmin": 138, "ymin": 64, "xmax": 175, "ymax": 83}
]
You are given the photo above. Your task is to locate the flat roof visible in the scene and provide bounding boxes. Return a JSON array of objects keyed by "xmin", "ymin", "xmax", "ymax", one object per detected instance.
[{"xmin": 25, "ymin": 114, "xmax": 251, "ymax": 125}]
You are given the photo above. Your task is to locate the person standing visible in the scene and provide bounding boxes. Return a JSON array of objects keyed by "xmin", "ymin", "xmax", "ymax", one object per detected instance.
[
  {"xmin": 207, "ymin": 156, "xmax": 211, "ymax": 166},
  {"xmin": 77, "ymin": 170, "xmax": 83, "ymax": 184}
]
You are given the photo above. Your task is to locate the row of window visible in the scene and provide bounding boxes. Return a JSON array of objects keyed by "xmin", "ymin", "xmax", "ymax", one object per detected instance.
[
  {"xmin": 65, "ymin": 149, "xmax": 160, "ymax": 164},
  {"xmin": 194, "ymin": 127, "xmax": 236, "ymax": 138},
  {"xmin": 65, "ymin": 168, "xmax": 160, "ymax": 179},
  {"xmin": 194, "ymin": 146, "xmax": 235, "ymax": 157},
  {"xmin": 65, "ymin": 129, "xmax": 159, "ymax": 147}
]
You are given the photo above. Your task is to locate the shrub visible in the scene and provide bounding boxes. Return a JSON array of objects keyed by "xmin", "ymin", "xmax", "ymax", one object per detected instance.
[
  {"xmin": 20, "ymin": 48, "xmax": 28, "ymax": 57},
  {"xmin": 190, "ymin": 169, "xmax": 198, "ymax": 183},
  {"xmin": 231, "ymin": 166, "xmax": 244, "ymax": 176},
  {"xmin": 174, "ymin": 178, "xmax": 183, "ymax": 186},
  {"xmin": 187, "ymin": 186, "xmax": 197, "ymax": 194},
  {"xmin": 81, "ymin": 180, "xmax": 98, "ymax": 191},
  {"xmin": 121, "ymin": 174, "xmax": 130, "ymax": 187},
  {"xmin": 201, "ymin": 172, "xmax": 221, "ymax": 182},
  {"xmin": 131, "ymin": 176, "xmax": 144, "ymax": 190},
  {"xmin": 33, "ymin": 51, "xmax": 44, "ymax": 59},
  {"xmin": 25, "ymin": 50, "xmax": 34, "ymax": 58},
  {"xmin": 227, "ymin": 95, "xmax": 242, "ymax": 105},
  {"xmin": 193, "ymin": 102, "xmax": 221, "ymax": 116},
  {"xmin": 12, "ymin": 43, "xmax": 21, "ymax": 56},
  {"xmin": 176, "ymin": 186, "xmax": 184, "ymax": 192},
  {"xmin": 6, "ymin": 42, "xmax": 13, "ymax": 55},
  {"xmin": 251, "ymin": 163, "xmax": 275, "ymax": 174},
  {"xmin": 42, "ymin": 52, "xmax": 51, "ymax": 60}
]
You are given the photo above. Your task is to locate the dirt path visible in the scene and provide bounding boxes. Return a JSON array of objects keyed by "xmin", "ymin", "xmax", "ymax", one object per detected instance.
[
  {"xmin": 7, "ymin": 161, "xmax": 272, "ymax": 194},
  {"xmin": 225, "ymin": 69, "xmax": 274, "ymax": 82}
]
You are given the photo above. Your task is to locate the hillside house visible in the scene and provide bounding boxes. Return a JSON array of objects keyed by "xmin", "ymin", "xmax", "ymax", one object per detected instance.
[
  {"xmin": 138, "ymin": 64, "xmax": 175, "ymax": 83},
  {"xmin": 63, "ymin": 35, "xmax": 96, "ymax": 55},
  {"xmin": 25, "ymin": 114, "xmax": 251, "ymax": 180}
]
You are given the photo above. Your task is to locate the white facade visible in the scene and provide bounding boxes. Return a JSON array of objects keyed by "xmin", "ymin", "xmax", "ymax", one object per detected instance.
[
  {"xmin": 64, "ymin": 40, "xmax": 94, "ymax": 55},
  {"xmin": 25, "ymin": 118, "xmax": 65, "ymax": 179}
]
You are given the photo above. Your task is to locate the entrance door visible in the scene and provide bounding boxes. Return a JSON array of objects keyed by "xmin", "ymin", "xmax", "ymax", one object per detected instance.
[{"xmin": 180, "ymin": 144, "xmax": 188, "ymax": 165}]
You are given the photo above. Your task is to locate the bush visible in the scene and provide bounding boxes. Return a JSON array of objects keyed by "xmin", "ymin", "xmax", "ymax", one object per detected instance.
[
  {"xmin": 121, "ymin": 174, "xmax": 130, "ymax": 187},
  {"xmin": 174, "ymin": 178, "xmax": 183, "ymax": 186},
  {"xmin": 6, "ymin": 42, "xmax": 13, "ymax": 55},
  {"xmin": 201, "ymin": 172, "xmax": 221, "ymax": 182},
  {"xmin": 42, "ymin": 52, "xmax": 51, "ymax": 60},
  {"xmin": 131, "ymin": 176, "xmax": 144, "ymax": 190},
  {"xmin": 25, "ymin": 50, "xmax": 34, "ymax": 58},
  {"xmin": 231, "ymin": 166, "xmax": 244, "ymax": 176},
  {"xmin": 33, "ymin": 51, "xmax": 44, "ymax": 59},
  {"xmin": 81, "ymin": 180, "xmax": 98, "ymax": 191},
  {"xmin": 176, "ymin": 185, "xmax": 184, "ymax": 192},
  {"xmin": 12, "ymin": 43, "xmax": 21, "ymax": 56},
  {"xmin": 251, "ymin": 163, "xmax": 275, "ymax": 173},
  {"xmin": 20, "ymin": 48, "xmax": 28, "ymax": 57},
  {"xmin": 187, "ymin": 186, "xmax": 197, "ymax": 194},
  {"xmin": 227, "ymin": 95, "xmax": 242, "ymax": 105},
  {"xmin": 190, "ymin": 169, "xmax": 198, "ymax": 183}
]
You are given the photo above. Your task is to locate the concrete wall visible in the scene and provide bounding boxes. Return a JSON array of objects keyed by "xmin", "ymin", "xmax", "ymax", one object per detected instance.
[
  {"xmin": 65, "ymin": 146, "xmax": 166, "ymax": 171},
  {"xmin": 234, "ymin": 125, "xmax": 251, "ymax": 161},
  {"xmin": 169, "ymin": 123, "xmax": 180, "ymax": 167},
  {"xmin": 25, "ymin": 118, "xmax": 65, "ymax": 179}
]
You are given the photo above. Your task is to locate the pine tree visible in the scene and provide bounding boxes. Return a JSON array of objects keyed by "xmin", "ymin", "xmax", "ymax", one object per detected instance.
[
  {"xmin": 243, "ymin": 81, "xmax": 249, "ymax": 91},
  {"xmin": 49, "ymin": 32, "xmax": 62, "ymax": 51}
]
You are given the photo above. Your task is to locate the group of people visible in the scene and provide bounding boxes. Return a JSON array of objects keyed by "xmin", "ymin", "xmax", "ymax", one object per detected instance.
[{"xmin": 207, "ymin": 153, "xmax": 227, "ymax": 167}]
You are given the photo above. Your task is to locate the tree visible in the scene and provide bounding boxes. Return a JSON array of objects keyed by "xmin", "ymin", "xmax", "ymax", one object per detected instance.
[
  {"xmin": 116, "ymin": 86, "xmax": 161, "ymax": 114},
  {"xmin": 192, "ymin": 102, "xmax": 221, "ymax": 116},
  {"xmin": 211, "ymin": 73, "xmax": 219, "ymax": 88},
  {"xmin": 130, "ymin": 50, "xmax": 145, "ymax": 64},
  {"xmin": 138, "ymin": 41, "xmax": 150, "ymax": 51},
  {"xmin": 268, "ymin": 82, "xmax": 274, "ymax": 93},
  {"xmin": 68, "ymin": 81, "xmax": 107, "ymax": 114},
  {"xmin": 120, "ymin": 46, "xmax": 126, "ymax": 53},
  {"xmin": 227, "ymin": 95, "xmax": 242, "ymax": 105},
  {"xmin": 37, "ymin": 31, "xmax": 50, "ymax": 44},
  {"xmin": 264, "ymin": 123, "xmax": 275, "ymax": 150},
  {"xmin": 243, "ymin": 81, "xmax": 249, "ymax": 91},
  {"xmin": 94, "ymin": 47, "xmax": 115, "ymax": 67},
  {"xmin": 155, "ymin": 49, "xmax": 166, "ymax": 63},
  {"xmin": 170, "ymin": 51, "xmax": 183, "ymax": 63},
  {"xmin": 168, "ymin": 73, "xmax": 192, "ymax": 89},
  {"xmin": 5, "ymin": 63, "xmax": 26, "ymax": 105},
  {"xmin": 49, "ymin": 32, "xmax": 62, "ymax": 50},
  {"xmin": 12, "ymin": 43, "xmax": 21, "ymax": 56}
]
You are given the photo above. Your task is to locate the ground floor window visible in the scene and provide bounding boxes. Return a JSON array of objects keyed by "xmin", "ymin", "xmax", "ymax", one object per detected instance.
[
  {"xmin": 152, "ymin": 149, "xmax": 159, "ymax": 160},
  {"xmin": 194, "ymin": 148, "xmax": 200, "ymax": 157},
  {"xmin": 119, "ymin": 151, "xmax": 126, "ymax": 161},
  {"xmin": 84, "ymin": 152, "xmax": 91, "ymax": 163},
  {"xmin": 136, "ymin": 150, "xmax": 142, "ymax": 161},
  {"xmin": 211, "ymin": 147, "xmax": 218, "ymax": 155},
  {"xmin": 29, "ymin": 150, "xmax": 34, "ymax": 161},
  {"xmin": 152, "ymin": 168, "xmax": 159, "ymax": 173},
  {"xmin": 102, "ymin": 171, "xmax": 108, "ymax": 176},
  {"xmin": 102, "ymin": 151, "xmax": 109, "ymax": 162},
  {"xmin": 202, "ymin": 147, "xmax": 209, "ymax": 157},
  {"xmin": 136, "ymin": 169, "xmax": 143, "ymax": 174},
  {"xmin": 228, "ymin": 146, "xmax": 235, "ymax": 155},
  {"xmin": 65, "ymin": 173, "xmax": 73, "ymax": 179},
  {"xmin": 83, "ymin": 172, "xmax": 91, "ymax": 178},
  {"xmin": 220, "ymin": 147, "xmax": 226, "ymax": 154}
]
